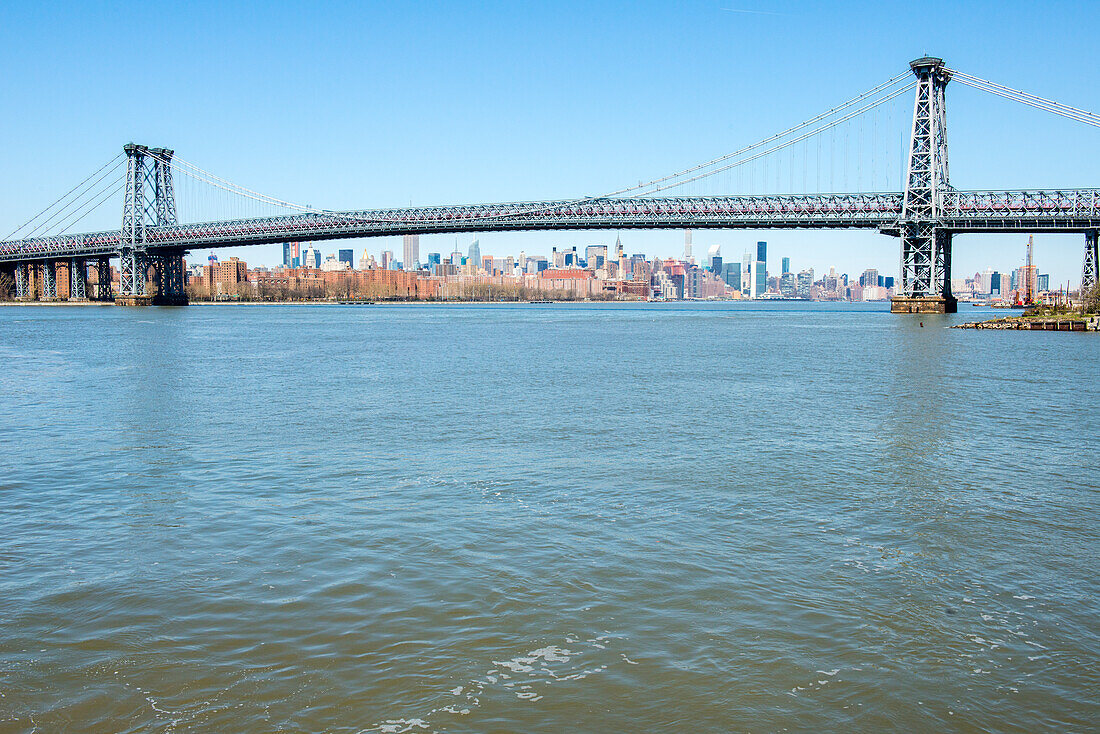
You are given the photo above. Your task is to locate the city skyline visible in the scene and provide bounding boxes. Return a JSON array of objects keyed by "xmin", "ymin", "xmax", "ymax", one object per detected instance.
[
  {"xmin": 243, "ymin": 229, "xmax": 1075, "ymax": 290},
  {"xmin": 0, "ymin": 2, "xmax": 1096, "ymax": 285}
]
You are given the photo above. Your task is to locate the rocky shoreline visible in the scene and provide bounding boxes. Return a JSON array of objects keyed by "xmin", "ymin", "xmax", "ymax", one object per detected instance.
[{"xmin": 954, "ymin": 315, "xmax": 1099, "ymax": 331}]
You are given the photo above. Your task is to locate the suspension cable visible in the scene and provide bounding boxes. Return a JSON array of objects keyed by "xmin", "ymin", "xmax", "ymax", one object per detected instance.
[
  {"xmin": 146, "ymin": 71, "xmax": 916, "ymax": 223},
  {"xmin": 946, "ymin": 69, "xmax": 1100, "ymax": 127},
  {"xmin": 23, "ymin": 161, "xmax": 127, "ymax": 239},
  {"xmin": 633, "ymin": 82, "xmax": 915, "ymax": 195},
  {"xmin": 602, "ymin": 71, "xmax": 913, "ymax": 197},
  {"xmin": 51, "ymin": 174, "xmax": 128, "ymax": 237},
  {"xmin": 3, "ymin": 153, "xmax": 123, "ymax": 240}
]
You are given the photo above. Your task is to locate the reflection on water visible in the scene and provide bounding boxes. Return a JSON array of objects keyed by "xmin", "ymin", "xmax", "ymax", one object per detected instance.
[{"xmin": 0, "ymin": 302, "xmax": 1097, "ymax": 732}]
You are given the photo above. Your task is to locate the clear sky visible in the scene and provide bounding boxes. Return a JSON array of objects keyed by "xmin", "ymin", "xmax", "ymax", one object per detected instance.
[{"xmin": 1, "ymin": 0, "xmax": 1097, "ymax": 283}]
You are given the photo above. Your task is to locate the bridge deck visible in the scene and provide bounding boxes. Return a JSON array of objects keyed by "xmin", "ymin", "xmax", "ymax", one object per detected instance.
[{"xmin": 1, "ymin": 189, "xmax": 1098, "ymax": 262}]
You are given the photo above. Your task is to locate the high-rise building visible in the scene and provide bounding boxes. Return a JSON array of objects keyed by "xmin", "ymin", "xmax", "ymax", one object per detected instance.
[
  {"xmin": 402, "ymin": 235, "xmax": 420, "ymax": 270},
  {"xmin": 684, "ymin": 230, "xmax": 693, "ymax": 261},
  {"xmin": 797, "ymin": 269, "xmax": 814, "ymax": 299},
  {"xmin": 860, "ymin": 268, "xmax": 880, "ymax": 287},
  {"xmin": 301, "ymin": 246, "xmax": 321, "ymax": 269},
  {"xmin": 381, "ymin": 250, "xmax": 394, "ymax": 270},
  {"xmin": 1037, "ymin": 273, "xmax": 1050, "ymax": 292},
  {"xmin": 338, "ymin": 249, "xmax": 354, "ymax": 270},
  {"xmin": 723, "ymin": 262, "xmax": 741, "ymax": 290},
  {"xmin": 468, "ymin": 240, "xmax": 480, "ymax": 269},
  {"xmin": 427, "ymin": 252, "xmax": 441, "ymax": 268},
  {"xmin": 585, "ymin": 244, "xmax": 608, "ymax": 270},
  {"xmin": 283, "ymin": 241, "xmax": 301, "ymax": 268},
  {"xmin": 781, "ymin": 256, "xmax": 790, "ymax": 274},
  {"xmin": 708, "ymin": 244, "xmax": 722, "ymax": 274},
  {"xmin": 1015, "ymin": 264, "xmax": 1038, "ymax": 300},
  {"xmin": 753, "ymin": 242, "xmax": 767, "ymax": 298},
  {"xmin": 779, "ymin": 272, "xmax": 796, "ymax": 296}
]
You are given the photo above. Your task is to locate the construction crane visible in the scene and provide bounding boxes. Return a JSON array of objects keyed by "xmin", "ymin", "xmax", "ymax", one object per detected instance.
[{"xmin": 1025, "ymin": 235, "xmax": 1034, "ymax": 305}]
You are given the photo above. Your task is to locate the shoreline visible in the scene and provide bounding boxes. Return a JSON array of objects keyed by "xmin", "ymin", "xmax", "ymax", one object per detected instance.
[{"xmin": 954, "ymin": 314, "xmax": 1099, "ymax": 331}]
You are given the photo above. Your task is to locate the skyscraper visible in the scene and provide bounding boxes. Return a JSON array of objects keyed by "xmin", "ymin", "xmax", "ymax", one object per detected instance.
[
  {"xmin": 468, "ymin": 240, "xmax": 480, "ymax": 271},
  {"xmin": 283, "ymin": 241, "xmax": 301, "ymax": 268},
  {"xmin": 797, "ymin": 269, "xmax": 814, "ymax": 299},
  {"xmin": 708, "ymin": 244, "xmax": 722, "ymax": 273},
  {"xmin": 301, "ymin": 246, "xmax": 320, "ymax": 269},
  {"xmin": 754, "ymin": 241, "xmax": 767, "ymax": 297},
  {"xmin": 684, "ymin": 230, "xmax": 693, "ymax": 261},
  {"xmin": 781, "ymin": 256, "xmax": 790, "ymax": 274},
  {"xmin": 403, "ymin": 235, "xmax": 420, "ymax": 270},
  {"xmin": 338, "ymin": 249, "xmax": 353, "ymax": 270},
  {"xmin": 723, "ymin": 262, "xmax": 741, "ymax": 290},
  {"xmin": 585, "ymin": 244, "xmax": 608, "ymax": 269}
]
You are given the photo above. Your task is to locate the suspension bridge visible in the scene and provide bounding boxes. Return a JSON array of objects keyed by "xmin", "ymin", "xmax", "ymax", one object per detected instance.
[{"xmin": 1, "ymin": 56, "xmax": 1097, "ymax": 311}]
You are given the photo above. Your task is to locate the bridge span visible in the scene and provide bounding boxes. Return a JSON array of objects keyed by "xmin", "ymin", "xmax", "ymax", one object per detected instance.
[{"xmin": 1, "ymin": 56, "xmax": 1098, "ymax": 311}]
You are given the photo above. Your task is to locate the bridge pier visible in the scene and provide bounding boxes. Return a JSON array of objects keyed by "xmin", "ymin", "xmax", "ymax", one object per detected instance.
[
  {"xmin": 41, "ymin": 260, "xmax": 61, "ymax": 301},
  {"xmin": 152, "ymin": 251, "xmax": 188, "ymax": 306},
  {"xmin": 69, "ymin": 258, "xmax": 89, "ymax": 301},
  {"xmin": 13, "ymin": 262, "xmax": 33, "ymax": 300},
  {"xmin": 116, "ymin": 249, "xmax": 151, "ymax": 306},
  {"xmin": 1084, "ymin": 230, "xmax": 1098, "ymax": 294},
  {"xmin": 93, "ymin": 257, "xmax": 113, "ymax": 301}
]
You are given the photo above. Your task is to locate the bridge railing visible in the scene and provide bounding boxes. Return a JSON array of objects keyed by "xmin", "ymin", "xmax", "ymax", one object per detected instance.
[
  {"xmin": 0, "ymin": 231, "xmax": 120, "ymax": 263},
  {"xmin": 942, "ymin": 189, "xmax": 1100, "ymax": 229},
  {"xmin": 137, "ymin": 193, "xmax": 905, "ymax": 249},
  {"xmin": 4, "ymin": 190, "xmax": 1100, "ymax": 262}
]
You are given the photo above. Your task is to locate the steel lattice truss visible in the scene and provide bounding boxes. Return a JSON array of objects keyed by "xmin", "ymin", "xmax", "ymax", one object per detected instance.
[{"xmin": 2, "ymin": 190, "xmax": 1099, "ymax": 264}]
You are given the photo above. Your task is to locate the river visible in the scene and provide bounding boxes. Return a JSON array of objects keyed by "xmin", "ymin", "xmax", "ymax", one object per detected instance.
[{"xmin": 1, "ymin": 301, "xmax": 1096, "ymax": 731}]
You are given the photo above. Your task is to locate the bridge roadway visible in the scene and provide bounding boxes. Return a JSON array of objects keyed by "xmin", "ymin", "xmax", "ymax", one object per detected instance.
[{"xmin": 2, "ymin": 189, "xmax": 1099, "ymax": 263}]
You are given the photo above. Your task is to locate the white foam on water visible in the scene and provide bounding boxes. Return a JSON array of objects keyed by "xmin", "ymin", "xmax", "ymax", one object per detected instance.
[
  {"xmin": 364, "ymin": 637, "xmax": 618, "ymax": 731},
  {"xmin": 375, "ymin": 719, "xmax": 430, "ymax": 733}
]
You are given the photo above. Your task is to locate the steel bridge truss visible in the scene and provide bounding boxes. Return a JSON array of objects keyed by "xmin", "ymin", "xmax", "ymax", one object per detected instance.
[
  {"xmin": 2, "ymin": 189, "xmax": 1098, "ymax": 267},
  {"xmin": 1, "ymin": 56, "xmax": 1098, "ymax": 304}
]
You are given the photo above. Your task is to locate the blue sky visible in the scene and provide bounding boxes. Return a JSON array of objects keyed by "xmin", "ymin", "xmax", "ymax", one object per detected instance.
[{"xmin": 1, "ymin": 0, "xmax": 1097, "ymax": 283}]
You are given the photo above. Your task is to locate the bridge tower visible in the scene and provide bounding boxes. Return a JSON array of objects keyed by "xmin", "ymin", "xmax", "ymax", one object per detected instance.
[
  {"xmin": 117, "ymin": 144, "xmax": 188, "ymax": 306},
  {"xmin": 891, "ymin": 57, "xmax": 957, "ymax": 314},
  {"xmin": 1085, "ymin": 230, "xmax": 1098, "ymax": 295}
]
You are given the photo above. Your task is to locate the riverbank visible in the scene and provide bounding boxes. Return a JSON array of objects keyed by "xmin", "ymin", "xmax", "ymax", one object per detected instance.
[{"xmin": 954, "ymin": 314, "xmax": 1100, "ymax": 331}]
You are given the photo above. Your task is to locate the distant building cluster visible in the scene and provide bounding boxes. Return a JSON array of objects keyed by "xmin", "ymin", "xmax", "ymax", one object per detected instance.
[{"xmin": 178, "ymin": 232, "xmax": 1063, "ymax": 304}]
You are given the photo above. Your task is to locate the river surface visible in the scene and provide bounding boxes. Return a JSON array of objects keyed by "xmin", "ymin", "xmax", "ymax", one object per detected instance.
[{"xmin": 0, "ymin": 301, "xmax": 1097, "ymax": 732}]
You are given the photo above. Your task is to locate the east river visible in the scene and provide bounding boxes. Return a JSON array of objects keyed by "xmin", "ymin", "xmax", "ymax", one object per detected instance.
[{"xmin": 1, "ymin": 301, "xmax": 1097, "ymax": 731}]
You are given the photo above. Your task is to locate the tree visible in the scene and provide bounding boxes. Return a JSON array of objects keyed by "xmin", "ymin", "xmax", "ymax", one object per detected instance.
[{"xmin": 1081, "ymin": 282, "xmax": 1100, "ymax": 314}]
